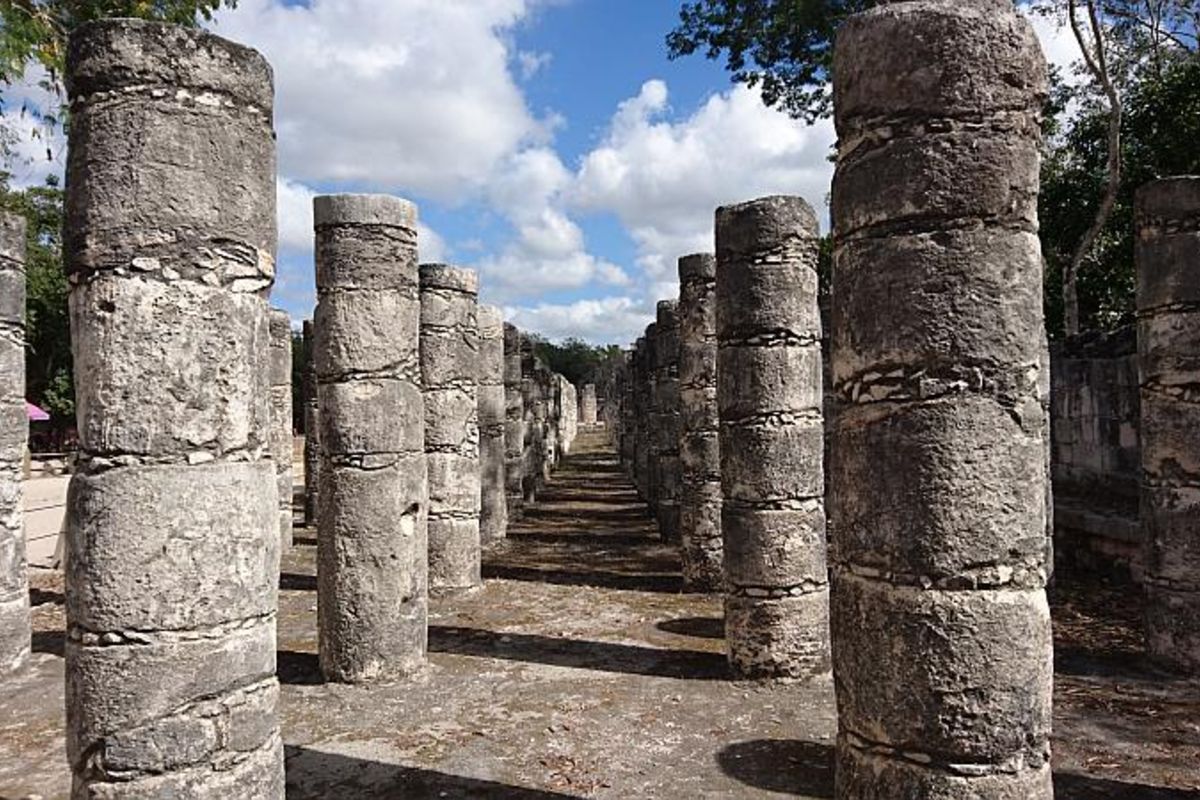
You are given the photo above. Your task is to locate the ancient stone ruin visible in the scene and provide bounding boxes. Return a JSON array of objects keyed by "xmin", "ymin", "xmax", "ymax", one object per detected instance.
[
  {"xmin": 5, "ymin": 5, "xmax": 1198, "ymax": 799},
  {"xmin": 716, "ymin": 196, "xmax": 829, "ymax": 680},
  {"xmin": 1137, "ymin": 176, "xmax": 1200, "ymax": 674},
  {"xmin": 829, "ymin": 1, "xmax": 1054, "ymax": 795},
  {"xmin": 62, "ymin": 19, "xmax": 284, "ymax": 795},
  {"xmin": 1, "ymin": 211, "xmax": 29, "ymax": 678},
  {"xmin": 314, "ymin": 194, "xmax": 427, "ymax": 684}
]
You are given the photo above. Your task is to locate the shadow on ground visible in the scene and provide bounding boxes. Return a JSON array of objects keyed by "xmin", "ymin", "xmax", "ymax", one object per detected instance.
[{"xmin": 285, "ymin": 745, "xmax": 581, "ymax": 799}]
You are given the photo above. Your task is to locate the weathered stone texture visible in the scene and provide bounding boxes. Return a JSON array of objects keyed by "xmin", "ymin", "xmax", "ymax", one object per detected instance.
[
  {"xmin": 580, "ymin": 383, "xmax": 598, "ymax": 426},
  {"xmin": 1137, "ymin": 176, "xmax": 1200, "ymax": 674},
  {"xmin": 559, "ymin": 376, "xmax": 578, "ymax": 455},
  {"xmin": 503, "ymin": 323, "xmax": 526, "ymax": 519},
  {"xmin": 269, "ymin": 308, "xmax": 293, "ymax": 549},
  {"xmin": 0, "ymin": 212, "xmax": 29, "ymax": 678},
  {"xmin": 677, "ymin": 253, "xmax": 722, "ymax": 592},
  {"xmin": 420, "ymin": 264, "xmax": 481, "ymax": 592},
  {"xmin": 716, "ymin": 196, "xmax": 828, "ymax": 680},
  {"xmin": 478, "ymin": 305, "xmax": 507, "ymax": 545},
  {"xmin": 641, "ymin": 324, "xmax": 659, "ymax": 508},
  {"xmin": 314, "ymin": 194, "xmax": 427, "ymax": 683},
  {"xmin": 653, "ymin": 301, "xmax": 682, "ymax": 543},
  {"xmin": 63, "ymin": 20, "xmax": 283, "ymax": 796},
  {"xmin": 521, "ymin": 338, "xmax": 546, "ymax": 503},
  {"xmin": 829, "ymin": 3, "xmax": 1052, "ymax": 795},
  {"xmin": 302, "ymin": 320, "xmax": 320, "ymax": 526}
]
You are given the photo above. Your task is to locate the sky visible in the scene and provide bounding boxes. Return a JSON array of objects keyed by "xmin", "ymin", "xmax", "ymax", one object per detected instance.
[{"xmin": 4, "ymin": 0, "xmax": 1083, "ymax": 346}]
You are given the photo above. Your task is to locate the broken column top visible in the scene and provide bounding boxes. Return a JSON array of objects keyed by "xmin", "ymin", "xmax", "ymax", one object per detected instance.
[
  {"xmin": 419, "ymin": 263, "xmax": 479, "ymax": 294},
  {"xmin": 715, "ymin": 195, "xmax": 819, "ymax": 253},
  {"xmin": 678, "ymin": 253, "xmax": 716, "ymax": 282},
  {"xmin": 314, "ymin": 194, "xmax": 417, "ymax": 229},
  {"xmin": 0, "ymin": 213, "xmax": 25, "ymax": 264},
  {"xmin": 67, "ymin": 18, "xmax": 273, "ymax": 109},
  {"xmin": 656, "ymin": 299, "xmax": 679, "ymax": 327},
  {"xmin": 833, "ymin": 0, "xmax": 1045, "ymax": 122}
]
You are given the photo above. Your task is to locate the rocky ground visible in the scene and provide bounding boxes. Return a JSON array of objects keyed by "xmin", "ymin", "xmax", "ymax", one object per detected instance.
[{"xmin": 2, "ymin": 430, "xmax": 1198, "ymax": 798}]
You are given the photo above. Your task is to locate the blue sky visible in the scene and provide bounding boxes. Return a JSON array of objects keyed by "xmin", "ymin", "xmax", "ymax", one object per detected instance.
[{"xmin": 3, "ymin": 0, "xmax": 1080, "ymax": 345}]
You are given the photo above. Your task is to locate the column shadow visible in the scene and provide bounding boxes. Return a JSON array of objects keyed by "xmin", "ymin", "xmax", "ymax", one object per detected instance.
[
  {"xmin": 716, "ymin": 739, "xmax": 834, "ymax": 797},
  {"xmin": 1053, "ymin": 773, "xmax": 1200, "ymax": 799},
  {"xmin": 656, "ymin": 617, "xmax": 724, "ymax": 640},
  {"xmin": 481, "ymin": 564, "xmax": 683, "ymax": 594},
  {"xmin": 429, "ymin": 625, "xmax": 727, "ymax": 680},
  {"xmin": 285, "ymin": 744, "xmax": 581, "ymax": 799}
]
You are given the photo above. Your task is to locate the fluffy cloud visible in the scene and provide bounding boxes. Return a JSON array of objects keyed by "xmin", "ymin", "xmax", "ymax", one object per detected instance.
[
  {"xmin": 212, "ymin": 0, "xmax": 552, "ymax": 200},
  {"xmin": 572, "ymin": 80, "xmax": 836, "ymax": 288},
  {"xmin": 505, "ymin": 296, "xmax": 654, "ymax": 345}
]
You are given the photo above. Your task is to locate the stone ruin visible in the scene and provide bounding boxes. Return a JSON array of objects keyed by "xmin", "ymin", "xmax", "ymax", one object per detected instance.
[{"xmin": 2, "ymin": 5, "xmax": 1196, "ymax": 798}]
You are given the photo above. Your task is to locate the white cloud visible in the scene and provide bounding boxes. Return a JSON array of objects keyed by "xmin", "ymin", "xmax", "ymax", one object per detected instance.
[
  {"xmin": 1023, "ymin": 7, "xmax": 1085, "ymax": 83},
  {"xmin": 505, "ymin": 296, "xmax": 654, "ymax": 345},
  {"xmin": 212, "ymin": 0, "xmax": 552, "ymax": 200},
  {"xmin": 571, "ymin": 80, "xmax": 836, "ymax": 288},
  {"xmin": 517, "ymin": 51, "xmax": 553, "ymax": 80}
]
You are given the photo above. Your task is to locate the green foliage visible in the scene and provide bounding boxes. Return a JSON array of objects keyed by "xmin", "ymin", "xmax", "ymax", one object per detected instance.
[
  {"xmin": 1041, "ymin": 53, "xmax": 1200, "ymax": 336},
  {"xmin": 667, "ymin": 0, "xmax": 876, "ymax": 123},
  {"xmin": 0, "ymin": 174, "xmax": 72, "ymax": 424},
  {"xmin": 0, "ymin": 0, "xmax": 238, "ymax": 167},
  {"xmin": 533, "ymin": 336, "xmax": 626, "ymax": 395}
]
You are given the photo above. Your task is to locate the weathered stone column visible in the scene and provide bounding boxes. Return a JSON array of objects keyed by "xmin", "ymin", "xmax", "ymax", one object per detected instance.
[
  {"xmin": 478, "ymin": 305, "xmax": 507, "ymax": 545},
  {"xmin": 1137, "ymin": 177, "xmax": 1200, "ymax": 674},
  {"xmin": 315, "ymin": 194, "xmax": 427, "ymax": 683},
  {"xmin": 716, "ymin": 197, "xmax": 828, "ymax": 679},
  {"xmin": 830, "ymin": 3, "xmax": 1053, "ymax": 796},
  {"xmin": 64, "ymin": 20, "xmax": 283, "ymax": 795},
  {"xmin": 0, "ymin": 212, "xmax": 29, "ymax": 678},
  {"xmin": 302, "ymin": 319, "xmax": 319, "ymax": 527},
  {"xmin": 269, "ymin": 308, "xmax": 293, "ymax": 549},
  {"xmin": 543, "ymin": 369, "xmax": 560, "ymax": 474},
  {"xmin": 420, "ymin": 264, "xmax": 481, "ymax": 593},
  {"xmin": 560, "ymin": 376, "xmax": 578, "ymax": 455},
  {"xmin": 581, "ymin": 383, "xmax": 598, "ymax": 426},
  {"xmin": 655, "ymin": 301, "xmax": 682, "ymax": 542},
  {"xmin": 642, "ymin": 324, "xmax": 659, "ymax": 508},
  {"xmin": 521, "ymin": 339, "xmax": 545, "ymax": 503},
  {"xmin": 503, "ymin": 323, "xmax": 525, "ymax": 519},
  {"xmin": 678, "ymin": 253, "xmax": 722, "ymax": 592}
]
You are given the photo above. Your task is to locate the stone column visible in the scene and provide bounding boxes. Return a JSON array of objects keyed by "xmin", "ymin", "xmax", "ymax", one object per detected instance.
[
  {"xmin": 302, "ymin": 319, "xmax": 319, "ymax": 527},
  {"xmin": 315, "ymin": 194, "xmax": 427, "ymax": 683},
  {"xmin": 581, "ymin": 384, "xmax": 598, "ymax": 425},
  {"xmin": 543, "ymin": 368, "xmax": 560, "ymax": 474},
  {"xmin": 63, "ymin": 20, "xmax": 283, "ymax": 795},
  {"xmin": 678, "ymin": 253, "xmax": 722, "ymax": 592},
  {"xmin": 478, "ymin": 305, "xmax": 507, "ymax": 545},
  {"xmin": 642, "ymin": 324, "xmax": 659, "ymax": 508},
  {"xmin": 716, "ymin": 196, "xmax": 828, "ymax": 679},
  {"xmin": 560, "ymin": 377, "xmax": 578, "ymax": 455},
  {"xmin": 420, "ymin": 264, "xmax": 481, "ymax": 593},
  {"xmin": 269, "ymin": 308, "xmax": 293, "ymax": 550},
  {"xmin": 1137, "ymin": 177, "xmax": 1200, "ymax": 674},
  {"xmin": 830, "ymin": 3, "xmax": 1052, "ymax": 796},
  {"xmin": 0, "ymin": 212, "xmax": 29, "ymax": 677},
  {"xmin": 521, "ymin": 339, "xmax": 545, "ymax": 503},
  {"xmin": 503, "ymin": 323, "xmax": 525, "ymax": 519},
  {"xmin": 654, "ymin": 301, "xmax": 682, "ymax": 542}
]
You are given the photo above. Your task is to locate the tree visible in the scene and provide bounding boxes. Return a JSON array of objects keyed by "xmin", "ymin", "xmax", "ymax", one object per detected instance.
[
  {"xmin": 667, "ymin": 0, "xmax": 874, "ymax": 123},
  {"xmin": 669, "ymin": 0, "xmax": 1200, "ymax": 338},
  {"xmin": 0, "ymin": 0, "xmax": 238, "ymax": 168}
]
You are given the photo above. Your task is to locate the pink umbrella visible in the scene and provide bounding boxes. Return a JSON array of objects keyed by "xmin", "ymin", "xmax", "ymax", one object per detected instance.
[{"xmin": 25, "ymin": 401, "xmax": 49, "ymax": 422}]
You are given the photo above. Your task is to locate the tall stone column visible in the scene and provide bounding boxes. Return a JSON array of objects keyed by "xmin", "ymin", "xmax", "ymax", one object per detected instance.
[
  {"xmin": 302, "ymin": 319, "xmax": 320, "ymax": 527},
  {"xmin": 560, "ymin": 377, "xmax": 577, "ymax": 455},
  {"xmin": 1137, "ymin": 177, "xmax": 1200, "ymax": 674},
  {"xmin": 315, "ymin": 194, "xmax": 427, "ymax": 683},
  {"xmin": 521, "ymin": 339, "xmax": 545, "ymax": 503},
  {"xmin": 642, "ymin": 324, "xmax": 659, "ymax": 509},
  {"xmin": 63, "ymin": 20, "xmax": 283, "ymax": 795},
  {"xmin": 269, "ymin": 308, "xmax": 293, "ymax": 549},
  {"xmin": 0, "ymin": 212, "xmax": 29, "ymax": 678},
  {"xmin": 478, "ymin": 305, "xmax": 507, "ymax": 545},
  {"xmin": 420, "ymin": 264, "xmax": 481, "ymax": 593},
  {"xmin": 716, "ymin": 196, "xmax": 828, "ymax": 679},
  {"xmin": 830, "ymin": 3, "xmax": 1052, "ymax": 796},
  {"xmin": 678, "ymin": 253, "xmax": 722, "ymax": 592},
  {"xmin": 581, "ymin": 383, "xmax": 598, "ymax": 425},
  {"xmin": 654, "ymin": 301, "xmax": 682, "ymax": 542},
  {"xmin": 630, "ymin": 339, "xmax": 647, "ymax": 495},
  {"xmin": 543, "ymin": 368, "xmax": 560, "ymax": 474},
  {"xmin": 503, "ymin": 323, "xmax": 525, "ymax": 519}
]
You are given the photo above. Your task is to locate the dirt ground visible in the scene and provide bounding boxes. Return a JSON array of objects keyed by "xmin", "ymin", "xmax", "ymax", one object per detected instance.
[{"xmin": 2, "ymin": 430, "xmax": 1198, "ymax": 798}]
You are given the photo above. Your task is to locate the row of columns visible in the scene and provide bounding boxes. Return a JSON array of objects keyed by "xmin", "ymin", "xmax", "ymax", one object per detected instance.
[{"xmin": 3, "ymin": 6, "xmax": 1196, "ymax": 799}]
